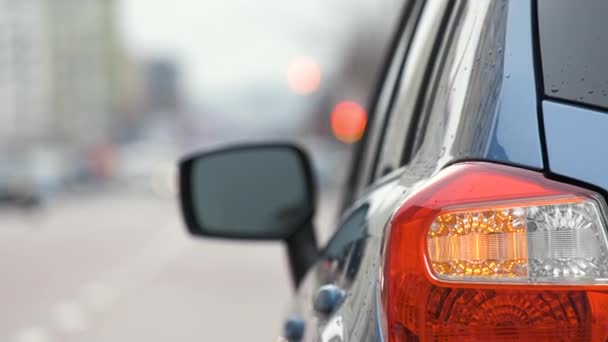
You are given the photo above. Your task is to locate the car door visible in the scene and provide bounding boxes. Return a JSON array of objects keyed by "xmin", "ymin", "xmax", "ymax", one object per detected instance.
[{"xmin": 280, "ymin": 176, "xmax": 407, "ymax": 342}]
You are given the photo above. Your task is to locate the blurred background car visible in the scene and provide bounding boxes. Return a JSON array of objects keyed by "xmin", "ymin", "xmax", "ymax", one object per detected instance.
[
  {"xmin": 0, "ymin": 157, "xmax": 41, "ymax": 208},
  {"xmin": 0, "ymin": 147, "xmax": 69, "ymax": 208}
]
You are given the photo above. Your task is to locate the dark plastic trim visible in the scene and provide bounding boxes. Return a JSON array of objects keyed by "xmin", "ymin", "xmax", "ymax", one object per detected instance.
[
  {"xmin": 179, "ymin": 142, "xmax": 320, "ymax": 288},
  {"xmin": 530, "ymin": 0, "xmax": 551, "ymax": 171}
]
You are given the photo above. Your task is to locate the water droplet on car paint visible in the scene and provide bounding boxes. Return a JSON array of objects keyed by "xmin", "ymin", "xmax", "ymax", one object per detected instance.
[
  {"xmin": 581, "ymin": 77, "xmax": 585, "ymax": 82},
  {"xmin": 550, "ymin": 87, "xmax": 559, "ymax": 93},
  {"xmin": 505, "ymin": 74, "xmax": 510, "ymax": 79},
  {"xmin": 588, "ymin": 90, "xmax": 594, "ymax": 94},
  {"xmin": 489, "ymin": 50, "xmax": 493, "ymax": 55},
  {"xmin": 579, "ymin": 96, "xmax": 584, "ymax": 100}
]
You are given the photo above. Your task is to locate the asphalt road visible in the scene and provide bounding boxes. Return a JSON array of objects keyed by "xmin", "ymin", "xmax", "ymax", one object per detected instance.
[{"xmin": 0, "ymin": 189, "xmax": 340, "ymax": 341}]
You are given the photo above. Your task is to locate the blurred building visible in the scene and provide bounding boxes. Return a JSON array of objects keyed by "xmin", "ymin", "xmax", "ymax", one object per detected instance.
[
  {"xmin": 0, "ymin": 0, "xmax": 128, "ymax": 149},
  {"xmin": 47, "ymin": 0, "xmax": 121, "ymax": 146},
  {"xmin": 0, "ymin": 0, "xmax": 53, "ymax": 146}
]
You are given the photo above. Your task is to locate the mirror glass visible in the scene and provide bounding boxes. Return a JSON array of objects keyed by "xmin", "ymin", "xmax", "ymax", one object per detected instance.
[{"xmin": 187, "ymin": 146, "xmax": 313, "ymax": 239}]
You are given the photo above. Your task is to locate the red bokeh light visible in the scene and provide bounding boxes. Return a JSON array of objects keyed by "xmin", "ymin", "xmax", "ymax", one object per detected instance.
[
  {"xmin": 331, "ymin": 101, "xmax": 367, "ymax": 143},
  {"xmin": 286, "ymin": 57, "xmax": 321, "ymax": 95}
]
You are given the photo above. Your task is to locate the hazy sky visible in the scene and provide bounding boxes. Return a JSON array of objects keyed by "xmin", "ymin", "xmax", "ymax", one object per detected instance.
[{"xmin": 117, "ymin": 0, "xmax": 380, "ymax": 99}]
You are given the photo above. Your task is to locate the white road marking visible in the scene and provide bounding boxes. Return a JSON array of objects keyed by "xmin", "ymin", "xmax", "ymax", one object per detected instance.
[
  {"xmin": 94, "ymin": 220, "xmax": 189, "ymax": 294},
  {"xmin": 79, "ymin": 282, "xmax": 117, "ymax": 314},
  {"xmin": 12, "ymin": 327, "xmax": 53, "ymax": 342},
  {"xmin": 51, "ymin": 301, "xmax": 88, "ymax": 334}
]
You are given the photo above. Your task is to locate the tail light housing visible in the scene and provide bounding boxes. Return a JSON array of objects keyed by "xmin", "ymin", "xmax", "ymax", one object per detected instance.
[{"xmin": 382, "ymin": 162, "xmax": 608, "ymax": 341}]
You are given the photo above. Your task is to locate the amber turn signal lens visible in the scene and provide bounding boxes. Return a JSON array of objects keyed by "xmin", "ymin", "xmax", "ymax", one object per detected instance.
[
  {"xmin": 428, "ymin": 207, "xmax": 529, "ymax": 278},
  {"xmin": 427, "ymin": 197, "xmax": 608, "ymax": 284}
]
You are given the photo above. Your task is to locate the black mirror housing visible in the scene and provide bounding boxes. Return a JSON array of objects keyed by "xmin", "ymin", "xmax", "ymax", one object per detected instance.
[
  {"xmin": 179, "ymin": 143, "xmax": 317, "ymax": 241},
  {"xmin": 179, "ymin": 143, "xmax": 319, "ymax": 287}
]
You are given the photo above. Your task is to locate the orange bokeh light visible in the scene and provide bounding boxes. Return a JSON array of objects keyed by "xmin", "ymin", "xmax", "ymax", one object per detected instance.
[
  {"xmin": 286, "ymin": 57, "xmax": 321, "ymax": 95},
  {"xmin": 331, "ymin": 101, "xmax": 367, "ymax": 143}
]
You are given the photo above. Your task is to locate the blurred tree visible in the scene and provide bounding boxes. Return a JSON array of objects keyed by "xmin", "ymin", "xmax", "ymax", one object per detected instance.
[{"xmin": 308, "ymin": 11, "xmax": 401, "ymax": 144}]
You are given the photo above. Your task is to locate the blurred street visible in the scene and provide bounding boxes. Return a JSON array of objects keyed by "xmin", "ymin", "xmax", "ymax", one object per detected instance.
[{"xmin": 0, "ymin": 188, "xmax": 339, "ymax": 342}]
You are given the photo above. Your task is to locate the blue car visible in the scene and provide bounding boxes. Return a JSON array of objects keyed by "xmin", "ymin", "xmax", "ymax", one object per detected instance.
[{"xmin": 178, "ymin": 1, "xmax": 608, "ymax": 341}]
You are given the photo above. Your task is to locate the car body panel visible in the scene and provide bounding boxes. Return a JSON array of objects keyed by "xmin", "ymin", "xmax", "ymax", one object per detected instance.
[{"xmin": 410, "ymin": 0, "xmax": 542, "ymax": 170}]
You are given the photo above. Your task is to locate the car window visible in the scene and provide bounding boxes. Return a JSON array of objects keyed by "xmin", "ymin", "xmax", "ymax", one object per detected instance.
[
  {"xmin": 318, "ymin": 204, "xmax": 369, "ymax": 284},
  {"xmin": 538, "ymin": 0, "xmax": 608, "ymax": 110}
]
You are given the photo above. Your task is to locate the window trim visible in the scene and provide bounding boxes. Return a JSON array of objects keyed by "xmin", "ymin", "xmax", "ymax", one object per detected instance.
[
  {"xmin": 406, "ymin": 0, "xmax": 466, "ymax": 162},
  {"xmin": 344, "ymin": 0, "xmax": 425, "ymax": 205},
  {"xmin": 374, "ymin": 0, "xmax": 455, "ymax": 178}
]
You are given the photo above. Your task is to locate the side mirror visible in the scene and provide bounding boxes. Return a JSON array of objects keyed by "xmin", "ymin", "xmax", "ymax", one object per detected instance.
[{"xmin": 179, "ymin": 144, "xmax": 318, "ymax": 286}]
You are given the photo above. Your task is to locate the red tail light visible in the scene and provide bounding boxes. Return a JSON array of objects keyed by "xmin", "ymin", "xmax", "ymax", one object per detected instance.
[{"xmin": 382, "ymin": 162, "xmax": 608, "ymax": 341}]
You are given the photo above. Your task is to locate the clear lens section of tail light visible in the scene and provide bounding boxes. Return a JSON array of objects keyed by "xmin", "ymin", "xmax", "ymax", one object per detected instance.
[{"xmin": 427, "ymin": 197, "xmax": 608, "ymax": 283}]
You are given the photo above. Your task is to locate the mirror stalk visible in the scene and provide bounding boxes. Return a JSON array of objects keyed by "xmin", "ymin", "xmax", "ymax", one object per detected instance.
[{"xmin": 285, "ymin": 222, "xmax": 318, "ymax": 288}]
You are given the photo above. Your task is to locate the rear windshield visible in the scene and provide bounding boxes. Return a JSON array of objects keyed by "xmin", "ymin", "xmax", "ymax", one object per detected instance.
[{"xmin": 537, "ymin": 0, "xmax": 608, "ymax": 109}]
